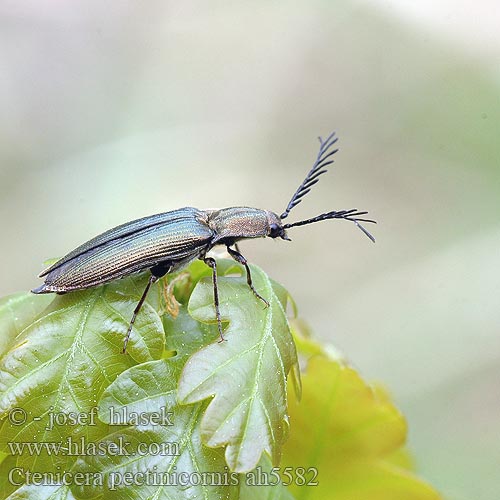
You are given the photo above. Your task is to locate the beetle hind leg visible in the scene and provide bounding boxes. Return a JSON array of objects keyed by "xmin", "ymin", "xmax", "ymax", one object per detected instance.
[
  {"xmin": 227, "ymin": 246, "xmax": 269, "ymax": 308},
  {"xmin": 122, "ymin": 262, "xmax": 172, "ymax": 354}
]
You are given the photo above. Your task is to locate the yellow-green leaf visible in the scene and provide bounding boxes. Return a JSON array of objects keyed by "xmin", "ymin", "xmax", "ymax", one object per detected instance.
[{"xmin": 282, "ymin": 356, "xmax": 441, "ymax": 500}]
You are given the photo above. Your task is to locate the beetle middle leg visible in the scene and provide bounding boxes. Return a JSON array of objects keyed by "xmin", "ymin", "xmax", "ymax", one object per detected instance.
[
  {"xmin": 203, "ymin": 256, "xmax": 225, "ymax": 342},
  {"xmin": 122, "ymin": 261, "xmax": 172, "ymax": 354},
  {"xmin": 226, "ymin": 246, "xmax": 269, "ymax": 307}
]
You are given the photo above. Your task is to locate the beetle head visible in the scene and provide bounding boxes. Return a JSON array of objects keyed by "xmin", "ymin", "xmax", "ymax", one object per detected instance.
[{"xmin": 266, "ymin": 211, "xmax": 291, "ymax": 241}]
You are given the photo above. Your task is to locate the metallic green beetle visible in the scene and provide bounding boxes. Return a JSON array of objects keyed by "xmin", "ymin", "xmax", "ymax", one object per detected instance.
[{"xmin": 33, "ymin": 132, "xmax": 375, "ymax": 352}]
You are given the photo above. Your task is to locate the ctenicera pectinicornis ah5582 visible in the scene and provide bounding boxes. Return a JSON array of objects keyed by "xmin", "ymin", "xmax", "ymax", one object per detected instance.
[{"xmin": 33, "ymin": 132, "xmax": 376, "ymax": 352}]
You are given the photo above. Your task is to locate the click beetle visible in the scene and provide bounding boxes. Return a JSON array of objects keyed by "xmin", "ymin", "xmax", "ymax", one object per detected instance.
[{"xmin": 32, "ymin": 132, "xmax": 376, "ymax": 352}]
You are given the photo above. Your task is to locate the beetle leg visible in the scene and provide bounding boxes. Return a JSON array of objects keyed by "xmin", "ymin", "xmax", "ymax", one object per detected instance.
[
  {"xmin": 122, "ymin": 274, "xmax": 158, "ymax": 354},
  {"xmin": 226, "ymin": 246, "xmax": 269, "ymax": 308},
  {"xmin": 122, "ymin": 262, "xmax": 172, "ymax": 354},
  {"xmin": 203, "ymin": 256, "xmax": 225, "ymax": 342}
]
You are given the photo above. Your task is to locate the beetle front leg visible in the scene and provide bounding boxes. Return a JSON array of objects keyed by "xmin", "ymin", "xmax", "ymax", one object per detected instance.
[
  {"xmin": 227, "ymin": 246, "xmax": 269, "ymax": 308},
  {"xmin": 203, "ymin": 256, "xmax": 225, "ymax": 342}
]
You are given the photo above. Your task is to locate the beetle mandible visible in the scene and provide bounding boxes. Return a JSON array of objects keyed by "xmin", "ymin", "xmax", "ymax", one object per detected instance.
[{"xmin": 32, "ymin": 132, "xmax": 376, "ymax": 352}]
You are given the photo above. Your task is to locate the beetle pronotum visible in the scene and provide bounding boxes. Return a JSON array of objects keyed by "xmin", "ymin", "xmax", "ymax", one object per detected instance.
[{"xmin": 33, "ymin": 132, "xmax": 375, "ymax": 352}]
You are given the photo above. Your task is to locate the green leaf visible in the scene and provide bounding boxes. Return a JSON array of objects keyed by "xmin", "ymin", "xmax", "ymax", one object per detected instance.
[
  {"xmin": 0, "ymin": 275, "xmax": 164, "ymax": 472},
  {"xmin": 0, "ymin": 292, "xmax": 54, "ymax": 358},
  {"xmin": 71, "ymin": 307, "xmax": 265, "ymax": 499},
  {"xmin": 74, "ymin": 395, "xmax": 236, "ymax": 499},
  {"xmin": 178, "ymin": 262, "xmax": 299, "ymax": 472},
  {"xmin": 0, "ymin": 259, "xmax": 439, "ymax": 499},
  {"xmin": 70, "ymin": 263, "xmax": 298, "ymax": 498},
  {"xmin": 6, "ymin": 484, "xmax": 77, "ymax": 500},
  {"xmin": 281, "ymin": 355, "xmax": 442, "ymax": 500},
  {"xmin": 0, "ymin": 454, "xmax": 18, "ymax": 498}
]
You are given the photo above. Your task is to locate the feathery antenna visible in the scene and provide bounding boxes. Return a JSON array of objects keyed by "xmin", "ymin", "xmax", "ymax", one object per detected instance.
[
  {"xmin": 282, "ymin": 209, "xmax": 376, "ymax": 242},
  {"xmin": 281, "ymin": 131, "xmax": 339, "ymax": 219}
]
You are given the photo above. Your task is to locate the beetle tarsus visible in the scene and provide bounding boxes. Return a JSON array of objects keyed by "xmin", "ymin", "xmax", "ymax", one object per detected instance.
[
  {"xmin": 203, "ymin": 256, "xmax": 225, "ymax": 342},
  {"xmin": 227, "ymin": 246, "xmax": 269, "ymax": 308}
]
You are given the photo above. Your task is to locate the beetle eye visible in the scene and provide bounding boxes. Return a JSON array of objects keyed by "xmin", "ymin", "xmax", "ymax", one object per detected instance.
[{"xmin": 269, "ymin": 223, "xmax": 281, "ymax": 238}]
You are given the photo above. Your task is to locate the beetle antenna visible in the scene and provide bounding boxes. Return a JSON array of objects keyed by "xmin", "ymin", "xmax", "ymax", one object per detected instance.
[
  {"xmin": 281, "ymin": 132, "xmax": 339, "ymax": 219},
  {"xmin": 282, "ymin": 209, "xmax": 377, "ymax": 242}
]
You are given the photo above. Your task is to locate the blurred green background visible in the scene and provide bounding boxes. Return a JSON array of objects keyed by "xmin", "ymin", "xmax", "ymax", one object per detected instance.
[{"xmin": 1, "ymin": 2, "xmax": 499, "ymax": 499}]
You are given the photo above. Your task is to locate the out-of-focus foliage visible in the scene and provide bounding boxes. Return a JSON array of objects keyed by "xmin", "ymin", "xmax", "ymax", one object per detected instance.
[{"xmin": 283, "ymin": 347, "xmax": 440, "ymax": 499}]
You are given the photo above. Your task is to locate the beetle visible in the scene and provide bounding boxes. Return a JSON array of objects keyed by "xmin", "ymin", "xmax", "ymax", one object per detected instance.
[{"xmin": 32, "ymin": 132, "xmax": 375, "ymax": 352}]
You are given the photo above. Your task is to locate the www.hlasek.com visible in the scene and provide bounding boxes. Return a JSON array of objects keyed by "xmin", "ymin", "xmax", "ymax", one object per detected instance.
[
  {"xmin": 7, "ymin": 435, "xmax": 179, "ymax": 458},
  {"xmin": 8, "ymin": 466, "xmax": 319, "ymax": 490}
]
